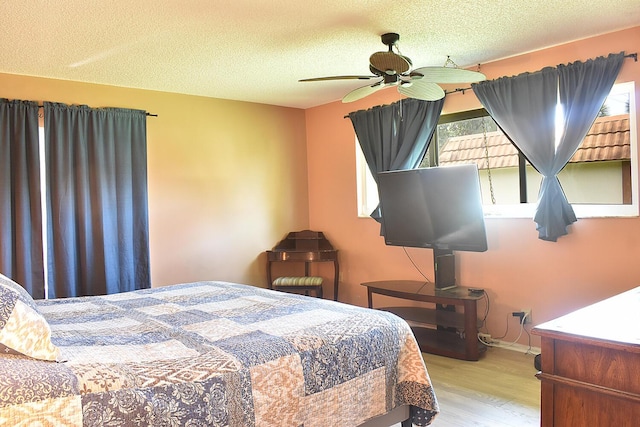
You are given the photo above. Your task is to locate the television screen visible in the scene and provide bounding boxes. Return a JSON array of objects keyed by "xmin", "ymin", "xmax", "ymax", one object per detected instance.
[{"xmin": 377, "ymin": 164, "xmax": 488, "ymax": 252}]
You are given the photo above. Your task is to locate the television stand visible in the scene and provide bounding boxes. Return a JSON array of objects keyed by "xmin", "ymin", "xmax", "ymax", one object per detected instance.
[{"xmin": 362, "ymin": 280, "xmax": 486, "ymax": 361}]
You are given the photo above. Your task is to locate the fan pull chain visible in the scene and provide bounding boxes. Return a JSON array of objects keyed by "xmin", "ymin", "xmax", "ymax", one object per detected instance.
[{"xmin": 481, "ymin": 116, "xmax": 496, "ymax": 204}]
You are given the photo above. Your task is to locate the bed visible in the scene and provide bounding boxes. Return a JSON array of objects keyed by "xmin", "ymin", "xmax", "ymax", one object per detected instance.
[{"xmin": 0, "ymin": 274, "xmax": 439, "ymax": 426}]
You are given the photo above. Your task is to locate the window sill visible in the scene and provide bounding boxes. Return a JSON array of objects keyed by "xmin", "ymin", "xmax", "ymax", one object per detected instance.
[{"xmin": 483, "ymin": 203, "xmax": 639, "ymax": 219}]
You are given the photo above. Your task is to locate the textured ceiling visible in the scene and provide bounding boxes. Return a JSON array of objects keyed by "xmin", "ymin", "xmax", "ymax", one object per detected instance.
[{"xmin": 1, "ymin": 0, "xmax": 639, "ymax": 109}]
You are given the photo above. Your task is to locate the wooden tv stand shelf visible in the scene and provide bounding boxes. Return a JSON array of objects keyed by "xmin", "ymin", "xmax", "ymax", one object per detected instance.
[{"xmin": 362, "ymin": 280, "xmax": 486, "ymax": 361}]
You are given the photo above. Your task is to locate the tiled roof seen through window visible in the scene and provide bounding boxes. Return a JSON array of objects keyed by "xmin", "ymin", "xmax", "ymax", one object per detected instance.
[{"xmin": 439, "ymin": 114, "xmax": 630, "ymax": 169}]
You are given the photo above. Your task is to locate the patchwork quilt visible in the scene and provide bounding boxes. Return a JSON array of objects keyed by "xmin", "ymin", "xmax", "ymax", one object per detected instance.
[{"xmin": 0, "ymin": 281, "xmax": 439, "ymax": 426}]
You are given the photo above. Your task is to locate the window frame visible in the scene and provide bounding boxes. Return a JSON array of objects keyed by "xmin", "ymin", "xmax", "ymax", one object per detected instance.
[{"xmin": 356, "ymin": 81, "xmax": 638, "ymax": 219}]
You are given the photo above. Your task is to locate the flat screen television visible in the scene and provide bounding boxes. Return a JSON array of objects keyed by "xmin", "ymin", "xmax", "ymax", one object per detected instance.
[{"xmin": 377, "ymin": 164, "xmax": 488, "ymax": 290}]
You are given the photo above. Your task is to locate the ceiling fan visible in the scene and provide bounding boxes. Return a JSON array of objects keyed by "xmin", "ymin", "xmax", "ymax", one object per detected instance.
[{"xmin": 299, "ymin": 33, "xmax": 487, "ymax": 103}]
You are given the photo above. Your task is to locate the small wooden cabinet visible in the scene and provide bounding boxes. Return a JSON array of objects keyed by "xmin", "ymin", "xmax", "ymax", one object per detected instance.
[
  {"xmin": 362, "ymin": 280, "xmax": 485, "ymax": 361},
  {"xmin": 533, "ymin": 287, "xmax": 640, "ymax": 427}
]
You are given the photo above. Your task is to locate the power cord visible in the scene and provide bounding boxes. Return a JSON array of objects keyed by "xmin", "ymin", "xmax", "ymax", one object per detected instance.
[
  {"xmin": 493, "ymin": 312, "xmax": 512, "ymax": 340},
  {"xmin": 480, "ymin": 311, "xmax": 536, "ymax": 352},
  {"xmin": 523, "ymin": 325, "xmax": 533, "ymax": 354},
  {"xmin": 500, "ymin": 312, "xmax": 528, "ymax": 348},
  {"xmin": 478, "ymin": 291, "xmax": 490, "ymax": 332},
  {"xmin": 401, "ymin": 248, "xmax": 512, "ymax": 350},
  {"xmin": 402, "ymin": 247, "xmax": 431, "ymax": 282}
]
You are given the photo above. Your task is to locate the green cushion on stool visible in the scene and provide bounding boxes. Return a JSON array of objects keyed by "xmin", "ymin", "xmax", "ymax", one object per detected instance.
[{"xmin": 273, "ymin": 276, "xmax": 323, "ymax": 287}]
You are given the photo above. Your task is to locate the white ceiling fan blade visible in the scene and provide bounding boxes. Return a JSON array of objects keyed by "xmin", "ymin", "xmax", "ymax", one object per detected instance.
[
  {"xmin": 342, "ymin": 81, "xmax": 387, "ymax": 103},
  {"xmin": 412, "ymin": 66, "xmax": 487, "ymax": 84},
  {"xmin": 397, "ymin": 80, "xmax": 445, "ymax": 101}
]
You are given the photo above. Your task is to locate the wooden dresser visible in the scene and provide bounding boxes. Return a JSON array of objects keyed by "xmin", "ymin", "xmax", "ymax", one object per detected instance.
[{"xmin": 532, "ymin": 287, "xmax": 640, "ymax": 426}]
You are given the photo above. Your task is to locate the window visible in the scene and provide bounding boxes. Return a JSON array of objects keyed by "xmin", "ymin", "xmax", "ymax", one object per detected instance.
[
  {"xmin": 38, "ymin": 126, "xmax": 49, "ymax": 297},
  {"xmin": 356, "ymin": 82, "xmax": 637, "ymax": 218}
]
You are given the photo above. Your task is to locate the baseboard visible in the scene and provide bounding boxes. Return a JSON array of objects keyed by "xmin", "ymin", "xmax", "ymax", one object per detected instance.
[{"xmin": 490, "ymin": 339, "xmax": 540, "ymax": 355}]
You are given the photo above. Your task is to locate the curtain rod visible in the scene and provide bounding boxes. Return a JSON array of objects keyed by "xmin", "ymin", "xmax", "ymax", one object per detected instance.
[
  {"xmin": 37, "ymin": 104, "xmax": 157, "ymax": 117},
  {"xmin": 343, "ymin": 52, "xmax": 637, "ymax": 119}
]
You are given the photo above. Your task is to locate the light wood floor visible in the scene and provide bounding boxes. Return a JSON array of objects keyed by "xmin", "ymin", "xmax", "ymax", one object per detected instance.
[{"xmin": 405, "ymin": 347, "xmax": 541, "ymax": 427}]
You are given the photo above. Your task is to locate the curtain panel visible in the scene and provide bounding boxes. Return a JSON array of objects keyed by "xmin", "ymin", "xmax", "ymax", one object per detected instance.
[
  {"xmin": 472, "ymin": 53, "xmax": 624, "ymax": 241},
  {"xmin": 348, "ymin": 97, "xmax": 445, "ymax": 224},
  {"xmin": 44, "ymin": 103, "xmax": 151, "ymax": 297},
  {"xmin": 0, "ymin": 99, "xmax": 45, "ymax": 298}
]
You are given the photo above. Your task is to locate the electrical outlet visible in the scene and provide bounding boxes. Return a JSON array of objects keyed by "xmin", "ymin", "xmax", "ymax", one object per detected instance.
[{"xmin": 512, "ymin": 309, "xmax": 532, "ymax": 324}]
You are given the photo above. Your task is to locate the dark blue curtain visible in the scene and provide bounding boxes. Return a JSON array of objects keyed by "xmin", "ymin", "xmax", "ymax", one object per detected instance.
[
  {"xmin": 348, "ymin": 97, "xmax": 445, "ymax": 223},
  {"xmin": 472, "ymin": 53, "xmax": 624, "ymax": 241},
  {"xmin": 0, "ymin": 99, "xmax": 45, "ymax": 298},
  {"xmin": 44, "ymin": 103, "xmax": 150, "ymax": 297}
]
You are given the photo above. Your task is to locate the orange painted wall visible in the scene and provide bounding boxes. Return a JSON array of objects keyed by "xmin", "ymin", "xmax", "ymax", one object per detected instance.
[
  {"xmin": 0, "ymin": 73, "xmax": 310, "ymax": 288},
  {"xmin": 305, "ymin": 26, "xmax": 640, "ymax": 347}
]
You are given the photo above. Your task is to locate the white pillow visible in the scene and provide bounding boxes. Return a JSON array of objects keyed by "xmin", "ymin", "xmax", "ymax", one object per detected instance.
[{"xmin": 0, "ymin": 273, "xmax": 60, "ymax": 361}]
